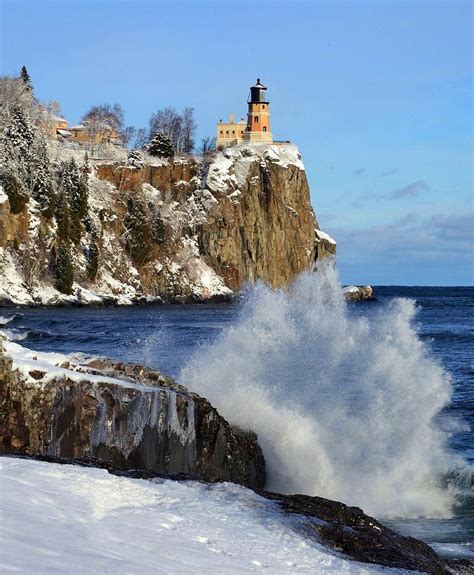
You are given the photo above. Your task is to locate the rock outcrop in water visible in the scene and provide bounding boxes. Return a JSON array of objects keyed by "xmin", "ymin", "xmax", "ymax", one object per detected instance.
[
  {"xmin": 0, "ymin": 142, "xmax": 336, "ymax": 306},
  {"xmin": 0, "ymin": 338, "xmax": 265, "ymax": 487},
  {"xmin": 343, "ymin": 285, "xmax": 375, "ymax": 302}
]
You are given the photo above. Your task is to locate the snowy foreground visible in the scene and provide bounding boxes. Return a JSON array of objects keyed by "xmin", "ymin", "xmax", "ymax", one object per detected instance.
[{"xmin": 0, "ymin": 458, "xmax": 409, "ymax": 574}]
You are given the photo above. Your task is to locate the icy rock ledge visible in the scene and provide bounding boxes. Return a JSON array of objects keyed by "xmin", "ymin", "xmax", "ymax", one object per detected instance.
[{"xmin": 0, "ymin": 336, "xmax": 265, "ymax": 488}]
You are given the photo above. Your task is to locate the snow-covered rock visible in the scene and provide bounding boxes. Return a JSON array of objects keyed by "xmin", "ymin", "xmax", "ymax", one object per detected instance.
[{"xmin": 0, "ymin": 336, "xmax": 264, "ymax": 486}]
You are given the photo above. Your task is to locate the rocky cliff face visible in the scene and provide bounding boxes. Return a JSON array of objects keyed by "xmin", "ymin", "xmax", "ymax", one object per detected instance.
[
  {"xmin": 0, "ymin": 337, "xmax": 265, "ymax": 487},
  {"xmin": 0, "ymin": 142, "xmax": 335, "ymax": 305}
]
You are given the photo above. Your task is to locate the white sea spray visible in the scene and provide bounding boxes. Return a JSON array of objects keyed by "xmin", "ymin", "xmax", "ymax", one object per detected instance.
[{"xmin": 181, "ymin": 264, "xmax": 465, "ymax": 518}]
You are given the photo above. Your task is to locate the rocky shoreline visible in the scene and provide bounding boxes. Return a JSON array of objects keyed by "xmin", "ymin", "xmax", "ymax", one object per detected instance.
[
  {"xmin": 0, "ymin": 284, "xmax": 373, "ymax": 307},
  {"xmin": 0, "ymin": 333, "xmax": 470, "ymax": 573}
]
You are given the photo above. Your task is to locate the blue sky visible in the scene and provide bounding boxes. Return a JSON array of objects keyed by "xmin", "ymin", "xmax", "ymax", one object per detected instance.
[{"xmin": 1, "ymin": 0, "xmax": 472, "ymax": 285}]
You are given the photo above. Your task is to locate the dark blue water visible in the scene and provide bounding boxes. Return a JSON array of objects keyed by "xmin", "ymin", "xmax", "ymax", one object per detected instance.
[{"xmin": 1, "ymin": 285, "xmax": 473, "ymax": 558}]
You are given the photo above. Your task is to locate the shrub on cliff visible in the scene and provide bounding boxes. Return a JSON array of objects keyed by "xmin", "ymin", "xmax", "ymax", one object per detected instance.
[
  {"xmin": 125, "ymin": 197, "xmax": 154, "ymax": 265},
  {"xmin": 147, "ymin": 134, "xmax": 174, "ymax": 158},
  {"xmin": 54, "ymin": 240, "xmax": 74, "ymax": 295}
]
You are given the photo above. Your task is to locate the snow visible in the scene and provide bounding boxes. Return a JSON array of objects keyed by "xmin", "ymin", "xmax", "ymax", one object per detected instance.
[
  {"xmin": 342, "ymin": 285, "xmax": 359, "ymax": 294},
  {"xmin": 205, "ymin": 142, "xmax": 305, "ymax": 199},
  {"xmin": 0, "ymin": 186, "xmax": 7, "ymax": 204},
  {"xmin": 177, "ymin": 237, "xmax": 232, "ymax": 298},
  {"xmin": 315, "ymin": 229, "xmax": 337, "ymax": 245},
  {"xmin": 1, "ymin": 334, "xmax": 154, "ymax": 391},
  {"xmin": 0, "ymin": 457, "xmax": 403, "ymax": 574}
]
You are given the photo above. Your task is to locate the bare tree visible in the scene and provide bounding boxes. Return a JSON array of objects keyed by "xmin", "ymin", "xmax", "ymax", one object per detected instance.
[
  {"xmin": 148, "ymin": 106, "xmax": 197, "ymax": 155},
  {"xmin": 199, "ymin": 136, "xmax": 216, "ymax": 156},
  {"xmin": 81, "ymin": 103, "xmax": 127, "ymax": 151},
  {"xmin": 181, "ymin": 107, "xmax": 196, "ymax": 154},
  {"xmin": 148, "ymin": 107, "xmax": 182, "ymax": 150},
  {"xmin": 132, "ymin": 127, "xmax": 148, "ymax": 150}
]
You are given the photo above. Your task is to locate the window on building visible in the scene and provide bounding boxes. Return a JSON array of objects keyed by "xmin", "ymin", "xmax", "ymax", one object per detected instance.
[
  {"xmin": 226, "ymin": 130, "xmax": 229, "ymax": 135},
  {"xmin": 220, "ymin": 131, "xmax": 223, "ymax": 135},
  {"xmin": 255, "ymin": 116, "xmax": 259, "ymax": 123},
  {"xmin": 232, "ymin": 130, "xmax": 235, "ymax": 134},
  {"xmin": 263, "ymin": 126, "xmax": 267, "ymax": 132},
  {"xmin": 262, "ymin": 105, "xmax": 265, "ymax": 110}
]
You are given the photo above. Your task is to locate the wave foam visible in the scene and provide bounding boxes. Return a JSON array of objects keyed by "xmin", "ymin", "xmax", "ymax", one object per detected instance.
[{"xmin": 181, "ymin": 265, "xmax": 466, "ymax": 518}]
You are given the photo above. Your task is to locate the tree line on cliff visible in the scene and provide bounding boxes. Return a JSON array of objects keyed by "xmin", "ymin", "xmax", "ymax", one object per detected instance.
[{"xmin": 0, "ymin": 67, "xmax": 171, "ymax": 296}]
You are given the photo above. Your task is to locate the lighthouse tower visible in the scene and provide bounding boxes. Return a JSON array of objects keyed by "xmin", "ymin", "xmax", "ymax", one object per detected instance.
[{"xmin": 242, "ymin": 78, "xmax": 273, "ymax": 144}]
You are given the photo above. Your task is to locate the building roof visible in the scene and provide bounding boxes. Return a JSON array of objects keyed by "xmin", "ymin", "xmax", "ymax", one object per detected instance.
[{"xmin": 56, "ymin": 129, "xmax": 71, "ymax": 136}]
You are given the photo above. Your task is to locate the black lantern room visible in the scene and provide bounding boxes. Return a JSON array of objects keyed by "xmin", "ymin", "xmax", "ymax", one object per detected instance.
[{"xmin": 248, "ymin": 78, "xmax": 269, "ymax": 104}]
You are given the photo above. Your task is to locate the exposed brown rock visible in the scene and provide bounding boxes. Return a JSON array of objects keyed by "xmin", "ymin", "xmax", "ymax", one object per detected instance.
[
  {"xmin": 0, "ymin": 345, "xmax": 264, "ymax": 488},
  {"xmin": 0, "ymin": 195, "xmax": 29, "ymax": 248}
]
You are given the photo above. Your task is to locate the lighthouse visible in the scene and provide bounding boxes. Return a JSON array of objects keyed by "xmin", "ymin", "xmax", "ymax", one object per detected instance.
[
  {"xmin": 242, "ymin": 78, "xmax": 273, "ymax": 144},
  {"xmin": 216, "ymin": 78, "xmax": 273, "ymax": 149}
]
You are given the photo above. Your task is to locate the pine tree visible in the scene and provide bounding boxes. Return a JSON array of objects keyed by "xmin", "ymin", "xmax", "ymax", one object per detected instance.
[
  {"xmin": 86, "ymin": 233, "xmax": 100, "ymax": 280},
  {"xmin": 3, "ymin": 105, "xmax": 35, "ymax": 163},
  {"xmin": 20, "ymin": 66, "xmax": 32, "ymax": 91},
  {"xmin": 58, "ymin": 158, "xmax": 82, "ymax": 243},
  {"xmin": 55, "ymin": 188, "xmax": 70, "ymax": 240},
  {"xmin": 147, "ymin": 133, "xmax": 174, "ymax": 158},
  {"xmin": 55, "ymin": 240, "xmax": 74, "ymax": 294},
  {"xmin": 127, "ymin": 149, "xmax": 144, "ymax": 168},
  {"xmin": 3, "ymin": 163, "xmax": 29, "ymax": 214},
  {"xmin": 125, "ymin": 197, "xmax": 154, "ymax": 265},
  {"xmin": 32, "ymin": 143, "xmax": 55, "ymax": 218},
  {"xmin": 152, "ymin": 210, "xmax": 166, "ymax": 244},
  {"xmin": 77, "ymin": 156, "xmax": 90, "ymax": 219}
]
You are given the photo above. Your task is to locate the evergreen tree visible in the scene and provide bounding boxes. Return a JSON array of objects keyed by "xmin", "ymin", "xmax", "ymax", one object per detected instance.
[
  {"xmin": 77, "ymin": 156, "xmax": 90, "ymax": 219},
  {"xmin": 3, "ymin": 163, "xmax": 29, "ymax": 214},
  {"xmin": 20, "ymin": 66, "xmax": 32, "ymax": 91},
  {"xmin": 55, "ymin": 240, "xmax": 74, "ymax": 295},
  {"xmin": 58, "ymin": 158, "xmax": 82, "ymax": 243},
  {"xmin": 86, "ymin": 233, "xmax": 100, "ymax": 280},
  {"xmin": 127, "ymin": 149, "xmax": 144, "ymax": 168},
  {"xmin": 152, "ymin": 210, "xmax": 166, "ymax": 244},
  {"xmin": 3, "ymin": 105, "xmax": 35, "ymax": 163},
  {"xmin": 125, "ymin": 197, "xmax": 154, "ymax": 265},
  {"xmin": 55, "ymin": 188, "xmax": 70, "ymax": 241},
  {"xmin": 147, "ymin": 133, "xmax": 174, "ymax": 158},
  {"xmin": 32, "ymin": 143, "xmax": 55, "ymax": 217}
]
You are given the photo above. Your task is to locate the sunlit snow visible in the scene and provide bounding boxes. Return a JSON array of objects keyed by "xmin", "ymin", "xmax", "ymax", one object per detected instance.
[{"xmin": 0, "ymin": 458, "xmax": 404, "ymax": 574}]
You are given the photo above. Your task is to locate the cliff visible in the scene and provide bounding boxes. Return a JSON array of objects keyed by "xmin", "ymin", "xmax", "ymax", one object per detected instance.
[
  {"xmin": 0, "ymin": 142, "xmax": 335, "ymax": 305},
  {"xmin": 0, "ymin": 335, "xmax": 265, "ymax": 487}
]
